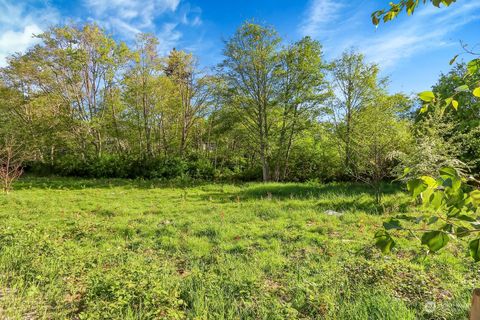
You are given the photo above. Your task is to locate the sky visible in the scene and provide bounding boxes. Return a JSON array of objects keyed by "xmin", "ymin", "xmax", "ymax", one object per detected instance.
[{"xmin": 0, "ymin": 0, "xmax": 479, "ymax": 94}]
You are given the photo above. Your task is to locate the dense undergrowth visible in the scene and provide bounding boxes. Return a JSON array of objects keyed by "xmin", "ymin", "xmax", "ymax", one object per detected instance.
[{"xmin": 0, "ymin": 177, "xmax": 476, "ymax": 319}]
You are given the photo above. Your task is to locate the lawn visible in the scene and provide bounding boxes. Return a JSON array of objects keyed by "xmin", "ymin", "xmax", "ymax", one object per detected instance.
[{"xmin": 0, "ymin": 177, "xmax": 476, "ymax": 319}]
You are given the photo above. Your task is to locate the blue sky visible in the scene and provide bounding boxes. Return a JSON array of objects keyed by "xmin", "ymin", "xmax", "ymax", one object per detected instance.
[{"xmin": 1, "ymin": 0, "xmax": 479, "ymax": 93}]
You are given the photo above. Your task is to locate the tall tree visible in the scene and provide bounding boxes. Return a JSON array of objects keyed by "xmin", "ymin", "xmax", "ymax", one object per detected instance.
[
  {"xmin": 330, "ymin": 50, "xmax": 383, "ymax": 171},
  {"xmin": 350, "ymin": 93, "xmax": 412, "ymax": 204},
  {"xmin": 431, "ymin": 63, "xmax": 480, "ymax": 170},
  {"xmin": 123, "ymin": 34, "xmax": 165, "ymax": 157},
  {"xmin": 2, "ymin": 24, "xmax": 129, "ymax": 159},
  {"xmin": 220, "ymin": 22, "xmax": 281, "ymax": 181},
  {"xmin": 165, "ymin": 49, "xmax": 211, "ymax": 157},
  {"xmin": 273, "ymin": 36, "xmax": 329, "ymax": 181}
]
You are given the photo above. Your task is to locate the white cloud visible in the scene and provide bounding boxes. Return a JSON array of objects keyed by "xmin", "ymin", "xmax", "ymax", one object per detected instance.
[
  {"xmin": 360, "ymin": 1, "xmax": 480, "ymax": 68},
  {"xmin": 0, "ymin": 1, "xmax": 59, "ymax": 66},
  {"xmin": 0, "ymin": 24, "xmax": 43, "ymax": 59},
  {"xmin": 85, "ymin": 0, "xmax": 180, "ymax": 29},
  {"xmin": 156, "ymin": 23, "xmax": 182, "ymax": 54},
  {"xmin": 299, "ymin": 0, "xmax": 343, "ymax": 37},
  {"xmin": 84, "ymin": 0, "xmax": 181, "ymax": 40},
  {"xmin": 83, "ymin": 0, "xmax": 203, "ymax": 54},
  {"xmin": 178, "ymin": 3, "xmax": 202, "ymax": 27},
  {"xmin": 299, "ymin": 0, "xmax": 480, "ymax": 70}
]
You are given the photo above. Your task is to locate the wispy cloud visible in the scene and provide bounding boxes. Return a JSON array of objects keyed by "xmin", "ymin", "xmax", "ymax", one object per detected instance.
[
  {"xmin": 157, "ymin": 23, "xmax": 182, "ymax": 54},
  {"xmin": 179, "ymin": 3, "xmax": 202, "ymax": 27},
  {"xmin": 0, "ymin": 0, "xmax": 205, "ymax": 67},
  {"xmin": 84, "ymin": 0, "xmax": 203, "ymax": 54},
  {"xmin": 299, "ymin": 0, "xmax": 343, "ymax": 37},
  {"xmin": 298, "ymin": 0, "xmax": 480, "ymax": 70},
  {"xmin": 84, "ymin": 0, "xmax": 181, "ymax": 38},
  {"xmin": 0, "ymin": 0, "xmax": 59, "ymax": 66},
  {"xmin": 360, "ymin": 0, "xmax": 480, "ymax": 68}
]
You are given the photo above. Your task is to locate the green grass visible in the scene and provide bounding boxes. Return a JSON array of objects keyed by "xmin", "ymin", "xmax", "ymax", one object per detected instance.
[{"xmin": 0, "ymin": 177, "xmax": 476, "ymax": 319}]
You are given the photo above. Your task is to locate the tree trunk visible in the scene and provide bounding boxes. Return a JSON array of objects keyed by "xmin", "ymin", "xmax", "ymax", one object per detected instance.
[
  {"xmin": 260, "ymin": 150, "xmax": 270, "ymax": 182},
  {"xmin": 470, "ymin": 288, "xmax": 480, "ymax": 320},
  {"xmin": 345, "ymin": 111, "xmax": 352, "ymax": 170}
]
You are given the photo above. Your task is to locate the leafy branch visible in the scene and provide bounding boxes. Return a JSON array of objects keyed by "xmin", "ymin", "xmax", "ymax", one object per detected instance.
[
  {"xmin": 376, "ymin": 166, "xmax": 480, "ymax": 261},
  {"xmin": 371, "ymin": 0, "xmax": 457, "ymax": 25}
]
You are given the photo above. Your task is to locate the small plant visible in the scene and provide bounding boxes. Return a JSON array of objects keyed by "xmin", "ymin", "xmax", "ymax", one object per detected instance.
[{"xmin": 0, "ymin": 138, "xmax": 25, "ymax": 193}]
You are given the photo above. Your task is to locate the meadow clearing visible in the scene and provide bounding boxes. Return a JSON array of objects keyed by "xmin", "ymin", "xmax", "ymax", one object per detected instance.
[
  {"xmin": 0, "ymin": 177, "xmax": 475, "ymax": 319},
  {"xmin": 0, "ymin": 0, "xmax": 478, "ymax": 318}
]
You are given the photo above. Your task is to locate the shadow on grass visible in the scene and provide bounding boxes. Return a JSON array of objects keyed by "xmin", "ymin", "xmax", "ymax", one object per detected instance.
[
  {"xmin": 13, "ymin": 176, "xmax": 410, "ymax": 214},
  {"xmin": 197, "ymin": 182, "xmax": 410, "ymax": 215},
  {"xmin": 238, "ymin": 182, "xmax": 402, "ymax": 199},
  {"xmin": 315, "ymin": 196, "xmax": 411, "ymax": 215}
]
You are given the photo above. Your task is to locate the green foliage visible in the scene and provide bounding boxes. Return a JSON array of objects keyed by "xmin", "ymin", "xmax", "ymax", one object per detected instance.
[
  {"xmin": 372, "ymin": 0, "xmax": 457, "ymax": 25},
  {"xmin": 397, "ymin": 106, "xmax": 467, "ymax": 179},
  {"xmin": 376, "ymin": 166, "xmax": 480, "ymax": 261},
  {"xmin": 473, "ymin": 87, "xmax": 480, "ymax": 98},
  {"xmin": 374, "ymin": 229, "xmax": 396, "ymax": 253},
  {"xmin": 421, "ymin": 231, "xmax": 449, "ymax": 252},
  {"xmin": 348, "ymin": 93, "xmax": 412, "ymax": 203},
  {"xmin": 329, "ymin": 49, "xmax": 408, "ymax": 192},
  {"xmin": 219, "ymin": 22, "xmax": 329, "ymax": 182},
  {"xmin": 469, "ymin": 239, "xmax": 480, "ymax": 262},
  {"xmin": 419, "ymin": 91, "xmax": 435, "ymax": 103},
  {"xmin": 27, "ymin": 155, "xmax": 217, "ymax": 180},
  {"xmin": 429, "ymin": 62, "xmax": 480, "ymax": 171}
]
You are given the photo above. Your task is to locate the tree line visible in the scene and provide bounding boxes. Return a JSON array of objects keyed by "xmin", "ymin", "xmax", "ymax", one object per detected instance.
[{"xmin": 0, "ymin": 21, "xmax": 477, "ymax": 188}]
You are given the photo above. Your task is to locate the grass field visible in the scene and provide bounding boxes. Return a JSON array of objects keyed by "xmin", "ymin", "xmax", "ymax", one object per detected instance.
[{"xmin": 0, "ymin": 177, "xmax": 477, "ymax": 319}]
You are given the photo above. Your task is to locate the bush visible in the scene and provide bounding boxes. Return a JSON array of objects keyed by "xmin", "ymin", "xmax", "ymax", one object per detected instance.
[
  {"xmin": 234, "ymin": 165, "xmax": 263, "ymax": 182},
  {"xmin": 25, "ymin": 154, "xmax": 218, "ymax": 180},
  {"xmin": 186, "ymin": 154, "xmax": 215, "ymax": 180}
]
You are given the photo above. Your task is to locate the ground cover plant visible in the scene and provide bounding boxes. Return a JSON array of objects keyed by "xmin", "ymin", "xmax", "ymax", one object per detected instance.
[{"xmin": 0, "ymin": 177, "xmax": 476, "ymax": 319}]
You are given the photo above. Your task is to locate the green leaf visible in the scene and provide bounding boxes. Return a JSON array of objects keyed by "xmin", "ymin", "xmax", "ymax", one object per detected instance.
[
  {"xmin": 455, "ymin": 226, "xmax": 470, "ymax": 238},
  {"xmin": 449, "ymin": 54, "xmax": 459, "ymax": 65},
  {"xmin": 418, "ymin": 91, "xmax": 435, "ymax": 102},
  {"xmin": 439, "ymin": 167, "xmax": 458, "ymax": 179},
  {"xmin": 441, "ymin": 223, "xmax": 453, "ymax": 233},
  {"xmin": 407, "ymin": 178, "xmax": 427, "ymax": 198},
  {"xmin": 445, "ymin": 97, "xmax": 452, "ymax": 106},
  {"xmin": 469, "ymin": 239, "xmax": 480, "ymax": 262},
  {"xmin": 399, "ymin": 167, "xmax": 411, "ymax": 179},
  {"xmin": 473, "ymin": 87, "xmax": 480, "ymax": 98},
  {"xmin": 374, "ymin": 230, "xmax": 395, "ymax": 253},
  {"xmin": 427, "ymin": 216, "xmax": 439, "ymax": 225},
  {"xmin": 472, "ymin": 222, "xmax": 480, "ymax": 230},
  {"xmin": 383, "ymin": 219, "xmax": 403, "ymax": 230},
  {"xmin": 447, "ymin": 206, "xmax": 460, "ymax": 218},
  {"xmin": 470, "ymin": 190, "xmax": 480, "ymax": 206},
  {"xmin": 421, "ymin": 175, "xmax": 437, "ymax": 188},
  {"xmin": 429, "ymin": 191, "xmax": 443, "ymax": 209},
  {"xmin": 455, "ymin": 85, "xmax": 469, "ymax": 92},
  {"xmin": 395, "ymin": 214, "xmax": 417, "ymax": 221},
  {"xmin": 457, "ymin": 214, "xmax": 476, "ymax": 222},
  {"xmin": 467, "ymin": 59, "xmax": 480, "ymax": 75},
  {"xmin": 452, "ymin": 99, "xmax": 458, "ymax": 110},
  {"xmin": 415, "ymin": 215, "xmax": 426, "ymax": 224},
  {"xmin": 421, "ymin": 231, "xmax": 449, "ymax": 252},
  {"xmin": 442, "ymin": 175, "xmax": 461, "ymax": 191},
  {"xmin": 419, "ymin": 105, "xmax": 429, "ymax": 113}
]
